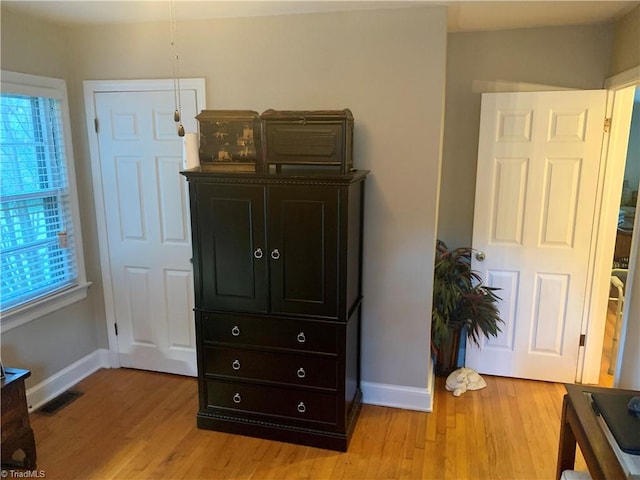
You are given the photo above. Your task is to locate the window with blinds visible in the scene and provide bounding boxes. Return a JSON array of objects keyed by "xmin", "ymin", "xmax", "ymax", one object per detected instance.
[{"xmin": 1, "ymin": 86, "xmax": 79, "ymax": 312}]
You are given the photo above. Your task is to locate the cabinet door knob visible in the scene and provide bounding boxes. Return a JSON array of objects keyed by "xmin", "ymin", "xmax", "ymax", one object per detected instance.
[
  {"xmin": 231, "ymin": 326, "xmax": 240, "ymax": 337},
  {"xmin": 297, "ymin": 367, "xmax": 306, "ymax": 379},
  {"xmin": 233, "ymin": 393, "xmax": 242, "ymax": 404},
  {"xmin": 271, "ymin": 248, "xmax": 281, "ymax": 260},
  {"xmin": 296, "ymin": 332, "xmax": 306, "ymax": 343},
  {"xmin": 254, "ymin": 248, "xmax": 263, "ymax": 259},
  {"xmin": 297, "ymin": 401, "xmax": 306, "ymax": 413},
  {"xmin": 232, "ymin": 360, "xmax": 241, "ymax": 370}
]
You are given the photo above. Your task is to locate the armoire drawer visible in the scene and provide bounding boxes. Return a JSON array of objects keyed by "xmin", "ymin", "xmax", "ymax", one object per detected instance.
[
  {"xmin": 200, "ymin": 312, "xmax": 339, "ymax": 355},
  {"xmin": 204, "ymin": 346, "xmax": 338, "ymax": 390},
  {"xmin": 205, "ymin": 380, "xmax": 337, "ymax": 425}
]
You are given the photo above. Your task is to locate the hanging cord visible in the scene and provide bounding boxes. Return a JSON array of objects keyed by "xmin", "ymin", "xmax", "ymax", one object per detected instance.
[{"xmin": 170, "ymin": 0, "xmax": 184, "ymax": 136}]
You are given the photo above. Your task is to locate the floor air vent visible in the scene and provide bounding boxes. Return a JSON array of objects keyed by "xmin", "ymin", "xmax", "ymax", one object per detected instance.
[{"xmin": 36, "ymin": 390, "xmax": 83, "ymax": 415}]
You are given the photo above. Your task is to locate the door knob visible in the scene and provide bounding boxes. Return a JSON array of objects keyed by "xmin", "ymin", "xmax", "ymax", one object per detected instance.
[{"xmin": 475, "ymin": 251, "xmax": 486, "ymax": 262}]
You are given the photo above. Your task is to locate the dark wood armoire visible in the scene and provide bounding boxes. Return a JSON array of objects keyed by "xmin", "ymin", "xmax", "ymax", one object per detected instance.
[{"xmin": 182, "ymin": 167, "xmax": 368, "ymax": 451}]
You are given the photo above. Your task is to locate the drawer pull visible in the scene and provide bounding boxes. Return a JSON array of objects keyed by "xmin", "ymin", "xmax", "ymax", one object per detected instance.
[
  {"xmin": 297, "ymin": 401, "xmax": 306, "ymax": 414},
  {"xmin": 231, "ymin": 326, "xmax": 240, "ymax": 337},
  {"xmin": 271, "ymin": 248, "xmax": 281, "ymax": 260},
  {"xmin": 297, "ymin": 332, "xmax": 306, "ymax": 343},
  {"xmin": 232, "ymin": 360, "xmax": 241, "ymax": 370},
  {"xmin": 254, "ymin": 248, "xmax": 264, "ymax": 259},
  {"xmin": 296, "ymin": 367, "xmax": 306, "ymax": 379},
  {"xmin": 233, "ymin": 393, "xmax": 242, "ymax": 404}
]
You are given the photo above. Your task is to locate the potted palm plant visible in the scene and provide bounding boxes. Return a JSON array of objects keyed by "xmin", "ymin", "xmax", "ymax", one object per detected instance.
[{"xmin": 431, "ymin": 240, "xmax": 503, "ymax": 376}]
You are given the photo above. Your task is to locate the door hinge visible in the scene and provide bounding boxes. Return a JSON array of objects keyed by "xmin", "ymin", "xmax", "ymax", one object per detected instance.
[
  {"xmin": 603, "ymin": 117, "xmax": 611, "ymax": 133},
  {"xmin": 94, "ymin": 117, "xmax": 99, "ymax": 133},
  {"xmin": 114, "ymin": 323, "xmax": 118, "ymax": 336},
  {"xmin": 579, "ymin": 334, "xmax": 586, "ymax": 347}
]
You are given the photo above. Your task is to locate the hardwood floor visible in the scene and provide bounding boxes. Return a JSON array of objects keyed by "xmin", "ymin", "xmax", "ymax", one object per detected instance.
[
  {"xmin": 598, "ymin": 301, "xmax": 620, "ymax": 388},
  {"xmin": 26, "ymin": 368, "xmax": 588, "ymax": 480}
]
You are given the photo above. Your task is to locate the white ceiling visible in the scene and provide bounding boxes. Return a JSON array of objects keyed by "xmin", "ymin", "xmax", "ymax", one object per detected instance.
[{"xmin": 2, "ymin": 0, "xmax": 639, "ymax": 31}]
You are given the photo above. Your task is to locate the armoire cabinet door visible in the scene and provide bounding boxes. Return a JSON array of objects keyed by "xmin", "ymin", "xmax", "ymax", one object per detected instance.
[
  {"xmin": 267, "ymin": 185, "xmax": 339, "ymax": 317},
  {"xmin": 195, "ymin": 184, "xmax": 268, "ymax": 312}
]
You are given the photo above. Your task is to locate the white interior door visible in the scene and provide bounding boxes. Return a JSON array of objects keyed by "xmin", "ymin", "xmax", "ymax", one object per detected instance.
[
  {"xmin": 88, "ymin": 80, "xmax": 204, "ymax": 376},
  {"xmin": 466, "ymin": 90, "xmax": 607, "ymax": 383}
]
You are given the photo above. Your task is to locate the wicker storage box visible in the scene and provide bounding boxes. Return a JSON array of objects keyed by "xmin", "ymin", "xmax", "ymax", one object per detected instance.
[{"xmin": 261, "ymin": 109, "xmax": 354, "ymax": 173}]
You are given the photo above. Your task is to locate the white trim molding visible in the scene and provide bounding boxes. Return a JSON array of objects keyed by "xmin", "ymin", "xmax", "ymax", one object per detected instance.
[
  {"xmin": 471, "ymin": 79, "xmax": 573, "ymax": 93},
  {"xmin": 361, "ymin": 355, "xmax": 436, "ymax": 412},
  {"xmin": 26, "ymin": 349, "xmax": 111, "ymax": 412},
  {"xmin": 578, "ymin": 65, "xmax": 639, "ymax": 384},
  {"xmin": 361, "ymin": 380, "xmax": 433, "ymax": 412},
  {"xmin": 605, "ymin": 65, "xmax": 640, "ymax": 89},
  {"xmin": 1, "ymin": 71, "xmax": 90, "ymax": 331},
  {"xmin": 82, "ymin": 78, "xmax": 206, "ymax": 370}
]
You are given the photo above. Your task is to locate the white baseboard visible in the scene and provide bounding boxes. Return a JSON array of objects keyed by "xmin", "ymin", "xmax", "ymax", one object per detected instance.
[
  {"xmin": 25, "ymin": 349, "xmax": 437, "ymax": 413},
  {"xmin": 361, "ymin": 379, "xmax": 433, "ymax": 412},
  {"xmin": 26, "ymin": 348, "xmax": 111, "ymax": 412}
]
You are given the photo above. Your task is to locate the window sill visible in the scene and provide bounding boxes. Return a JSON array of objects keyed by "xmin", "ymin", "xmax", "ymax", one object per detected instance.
[{"xmin": 0, "ymin": 282, "xmax": 92, "ymax": 332}]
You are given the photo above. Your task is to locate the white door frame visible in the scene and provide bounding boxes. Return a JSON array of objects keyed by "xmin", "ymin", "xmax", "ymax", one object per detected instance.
[
  {"xmin": 580, "ymin": 66, "xmax": 640, "ymax": 384},
  {"xmin": 83, "ymin": 78, "xmax": 206, "ymax": 368},
  {"xmin": 468, "ymin": 89, "xmax": 608, "ymax": 382},
  {"xmin": 471, "ymin": 73, "xmax": 638, "ymax": 383}
]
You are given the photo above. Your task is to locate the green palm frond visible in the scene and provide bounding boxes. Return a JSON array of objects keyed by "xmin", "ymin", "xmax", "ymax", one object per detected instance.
[{"xmin": 431, "ymin": 240, "xmax": 503, "ymax": 348}]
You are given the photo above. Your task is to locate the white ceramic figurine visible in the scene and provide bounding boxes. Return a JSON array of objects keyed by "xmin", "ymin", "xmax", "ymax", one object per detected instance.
[{"xmin": 445, "ymin": 367, "xmax": 487, "ymax": 397}]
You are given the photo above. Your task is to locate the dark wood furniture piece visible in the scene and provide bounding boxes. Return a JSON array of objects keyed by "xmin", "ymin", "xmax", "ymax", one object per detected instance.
[
  {"xmin": 182, "ymin": 167, "xmax": 368, "ymax": 451},
  {"xmin": 556, "ymin": 383, "xmax": 638, "ymax": 480},
  {"xmin": 614, "ymin": 229, "xmax": 632, "ymax": 268},
  {"xmin": 1, "ymin": 368, "xmax": 36, "ymax": 469},
  {"xmin": 260, "ymin": 109, "xmax": 354, "ymax": 173}
]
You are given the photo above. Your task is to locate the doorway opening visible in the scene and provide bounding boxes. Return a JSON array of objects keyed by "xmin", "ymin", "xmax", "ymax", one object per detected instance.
[{"xmin": 599, "ymin": 86, "xmax": 639, "ymax": 387}]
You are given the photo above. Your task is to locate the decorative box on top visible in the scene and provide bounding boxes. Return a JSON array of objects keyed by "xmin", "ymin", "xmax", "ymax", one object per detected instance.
[
  {"xmin": 195, "ymin": 110, "xmax": 261, "ymax": 172},
  {"xmin": 261, "ymin": 109, "xmax": 354, "ymax": 173}
]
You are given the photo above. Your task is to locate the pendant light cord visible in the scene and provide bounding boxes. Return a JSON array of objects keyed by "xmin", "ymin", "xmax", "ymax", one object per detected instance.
[{"xmin": 170, "ymin": 0, "xmax": 184, "ymax": 136}]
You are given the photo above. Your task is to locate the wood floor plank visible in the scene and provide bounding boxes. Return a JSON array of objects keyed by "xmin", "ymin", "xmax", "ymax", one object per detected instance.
[{"xmin": 26, "ymin": 368, "xmax": 598, "ymax": 479}]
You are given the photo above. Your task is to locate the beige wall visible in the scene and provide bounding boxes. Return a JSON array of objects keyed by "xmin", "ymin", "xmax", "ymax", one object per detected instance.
[
  {"xmin": 2, "ymin": 5, "xmax": 447, "ymax": 395},
  {"xmin": 0, "ymin": 9, "xmax": 106, "ymax": 387},
  {"xmin": 609, "ymin": 4, "xmax": 640, "ymax": 77},
  {"xmin": 0, "ymin": 8, "xmax": 68, "ymax": 78},
  {"xmin": 438, "ymin": 24, "xmax": 614, "ymax": 248},
  {"xmin": 68, "ymin": 6, "xmax": 448, "ymax": 391}
]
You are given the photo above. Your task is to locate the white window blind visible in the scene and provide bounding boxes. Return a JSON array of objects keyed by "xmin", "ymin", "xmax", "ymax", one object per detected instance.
[{"xmin": 1, "ymin": 79, "xmax": 82, "ymax": 314}]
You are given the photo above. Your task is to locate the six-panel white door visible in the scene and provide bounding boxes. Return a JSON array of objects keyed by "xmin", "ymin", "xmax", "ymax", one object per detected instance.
[
  {"xmin": 466, "ymin": 90, "xmax": 607, "ymax": 383},
  {"xmin": 94, "ymin": 87, "xmax": 200, "ymax": 376}
]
